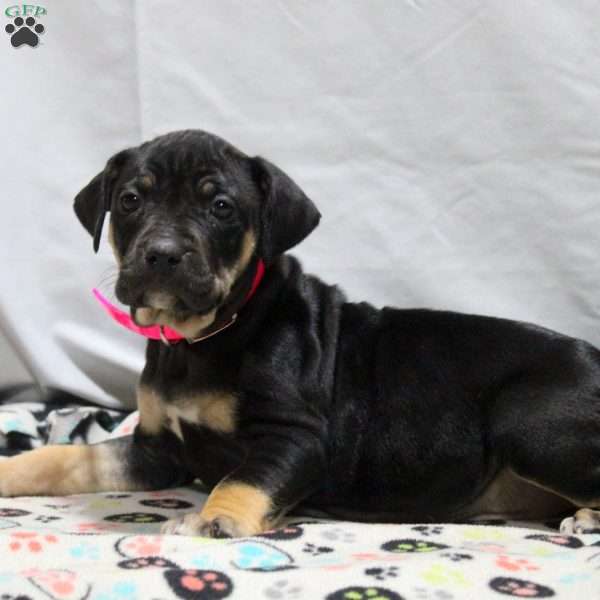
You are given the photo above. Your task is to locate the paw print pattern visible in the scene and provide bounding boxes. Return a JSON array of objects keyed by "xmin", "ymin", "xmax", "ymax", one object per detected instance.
[
  {"xmin": 8, "ymin": 532, "xmax": 57, "ymax": 553},
  {"xmin": 119, "ymin": 556, "xmax": 178, "ymax": 570},
  {"xmin": 231, "ymin": 541, "xmax": 296, "ymax": 572},
  {"xmin": 302, "ymin": 543, "xmax": 334, "ymax": 556},
  {"xmin": 441, "ymin": 552, "xmax": 473, "ymax": 562},
  {"xmin": 412, "ymin": 525, "xmax": 444, "ymax": 537},
  {"xmin": 5, "ymin": 17, "xmax": 44, "ymax": 48},
  {"xmin": 321, "ymin": 527, "xmax": 356, "ymax": 543},
  {"xmin": 381, "ymin": 539, "xmax": 449, "ymax": 553},
  {"xmin": 69, "ymin": 542, "xmax": 100, "ymax": 561},
  {"xmin": 496, "ymin": 555, "xmax": 540, "ymax": 573},
  {"xmin": 489, "ymin": 577, "xmax": 555, "ymax": 597},
  {"xmin": 525, "ymin": 534, "xmax": 584, "ymax": 549},
  {"xmin": 326, "ymin": 586, "xmax": 403, "ymax": 600},
  {"xmin": 24, "ymin": 569, "xmax": 90, "ymax": 600},
  {"xmin": 164, "ymin": 569, "xmax": 233, "ymax": 599},
  {"xmin": 264, "ymin": 579, "xmax": 303, "ymax": 599},
  {"xmin": 115, "ymin": 535, "xmax": 164, "ymax": 558},
  {"xmin": 365, "ymin": 566, "xmax": 399, "ymax": 581},
  {"xmin": 35, "ymin": 515, "xmax": 61, "ymax": 523},
  {"xmin": 44, "ymin": 504, "xmax": 72, "ymax": 511},
  {"xmin": 0, "ymin": 508, "xmax": 30, "ymax": 518},
  {"xmin": 104, "ymin": 512, "xmax": 167, "ymax": 524}
]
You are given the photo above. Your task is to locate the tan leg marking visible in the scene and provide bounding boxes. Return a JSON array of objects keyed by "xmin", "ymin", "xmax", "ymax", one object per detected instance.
[
  {"xmin": 166, "ymin": 392, "xmax": 237, "ymax": 439},
  {"xmin": 201, "ymin": 482, "xmax": 272, "ymax": 532},
  {"xmin": 137, "ymin": 385, "xmax": 165, "ymax": 435},
  {"xmin": 161, "ymin": 482, "xmax": 274, "ymax": 537},
  {"xmin": 0, "ymin": 444, "xmax": 137, "ymax": 497}
]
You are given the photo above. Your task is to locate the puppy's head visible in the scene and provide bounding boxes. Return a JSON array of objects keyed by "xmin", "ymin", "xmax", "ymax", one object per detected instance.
[{"xmin": 74, "ymin": 130, "xmax": 320, "ymax": 336}]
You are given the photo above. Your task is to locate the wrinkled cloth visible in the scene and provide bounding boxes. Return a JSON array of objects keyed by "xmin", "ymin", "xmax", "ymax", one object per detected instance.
[
  {"xmin": 0, "ymin": 489, "xmax": 598, "ymax": 599},
  {"xmin": 0, "ymin": 399, "xmax": 129, "ymax": 455}
]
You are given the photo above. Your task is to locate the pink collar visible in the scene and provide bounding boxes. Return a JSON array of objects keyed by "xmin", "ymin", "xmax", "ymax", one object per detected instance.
[{"xmin": 93, "ymin": 259, "xmax": 266, "ymax": 345}]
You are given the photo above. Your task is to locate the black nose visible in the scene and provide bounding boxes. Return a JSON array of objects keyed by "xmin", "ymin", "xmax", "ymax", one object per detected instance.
[{"xmin": 145, "ymin": 240, "xmax": 185, "ymax": 272}]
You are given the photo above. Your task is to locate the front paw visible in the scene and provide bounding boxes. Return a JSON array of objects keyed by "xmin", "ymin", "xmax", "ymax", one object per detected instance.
[{"xmin": 160, "ymin": 513, "xmax": 249, "ymax": 538}]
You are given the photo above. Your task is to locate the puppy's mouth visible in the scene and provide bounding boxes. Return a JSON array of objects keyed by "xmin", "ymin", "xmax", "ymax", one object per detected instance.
[
  {"xmin": 130, "ymin": 290, "xmax": 219, "ymax": 328},
  {"xmin": 132, "ymin": 291, "xmax": 182, "ymax": 326},
  {"xmin": 114, "ymin": 259, "xmax": 235, "ymax": 338}
]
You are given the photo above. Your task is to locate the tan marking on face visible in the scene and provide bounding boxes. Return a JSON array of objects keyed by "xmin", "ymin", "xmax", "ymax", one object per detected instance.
[
  {"xmin": 134, "ymin": 307, "xmax": 161, "ymax": 327},
  {"xmin": 137, "ymin": 385, "xmax": 165, "ymax": 435},
  {"xmin": 237, "ymin": 230, "xmax": 257, "ymax": 275},
  {"xmin": 146, "ymin": 291, "xmax": 176, "ymax": 311},
  {"xmin": 108, "ymin": 221, "xmax": 121, "ymax": 266},
  {"xmin": 200, "ymin": 180, "xmax": 216, "ymax": 196},
  {"xmin": 163, "ymin": 310, "xmax": 217, "ymax": 338},
  {"xmin": 0, "ymin": 444, "xmax": 139, "ymax": 496},
  {"xmin": 200, "ymin": 481, "xmax": 274, "ymax": 536},
  {"xmin": 216, "ymin": 230, "xmax": 257, "ymax": 298},
  {"xmin": 137, "ymin": 172, "xmax": 156, "ymax": 191},
  {"xmin": 165, "ymin": 391, "xmax": 237, "ymax": 440}
]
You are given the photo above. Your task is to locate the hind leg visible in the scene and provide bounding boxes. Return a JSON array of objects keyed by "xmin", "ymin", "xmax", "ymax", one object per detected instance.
[{"xmin": 491, "ymin": 378, "xmax": 600, "ymax": 531}]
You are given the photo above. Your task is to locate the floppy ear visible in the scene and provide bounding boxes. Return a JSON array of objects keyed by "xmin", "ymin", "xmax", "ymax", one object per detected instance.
[
  {"xmin": 252, "ymin": 156, "xmax": 321, "ymax": 262},
  {"xmin": 73, "ymin": 149, "xmax": 132, "ymax": 253}
]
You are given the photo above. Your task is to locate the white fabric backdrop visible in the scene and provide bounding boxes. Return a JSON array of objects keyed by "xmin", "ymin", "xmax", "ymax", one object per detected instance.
[{"xmin": 1, "ymin": 1, "xmax": 599, "ymax": 408}]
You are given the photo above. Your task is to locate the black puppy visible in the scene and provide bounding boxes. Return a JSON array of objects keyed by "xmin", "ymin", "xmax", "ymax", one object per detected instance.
[{"xmin": 1, "ymin": 130, "xmax": 598, "ymax": 537}]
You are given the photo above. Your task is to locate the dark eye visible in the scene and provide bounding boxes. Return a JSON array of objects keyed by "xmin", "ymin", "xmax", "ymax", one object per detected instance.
[
  {"xmin": 211, "ymin": 195, "xmax": 234, "ymax": 219},
  {"xmin": 120, "ymin": 193, "xmax": 141, "ymax": 213}
]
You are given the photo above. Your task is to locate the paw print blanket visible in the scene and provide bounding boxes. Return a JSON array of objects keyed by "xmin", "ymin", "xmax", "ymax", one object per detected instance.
[{"xmin": 0, "ymin": 400, "xmax": 598, "ymax": 599}]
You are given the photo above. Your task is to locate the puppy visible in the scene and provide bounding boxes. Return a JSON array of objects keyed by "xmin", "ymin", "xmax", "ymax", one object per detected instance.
[{"xmin": 1, "ymin": 130, "xmax": 598, "ymax": 537}]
